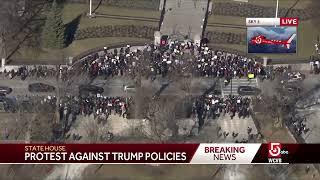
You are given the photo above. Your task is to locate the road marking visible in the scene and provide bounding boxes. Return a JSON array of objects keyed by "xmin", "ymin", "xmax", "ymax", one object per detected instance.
[{"xmin": 221, "ymin": 78, "xmax": 259, "ymax": 96}]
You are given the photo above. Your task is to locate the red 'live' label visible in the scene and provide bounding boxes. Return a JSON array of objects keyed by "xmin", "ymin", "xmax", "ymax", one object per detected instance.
[{"xmin": 280, "ymin": 18, "xmax": 298, "ymax": 26}]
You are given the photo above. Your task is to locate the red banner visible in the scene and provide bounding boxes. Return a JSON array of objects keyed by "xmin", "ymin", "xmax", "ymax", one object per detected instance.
[
  {"xmin": 1, "ymin": 143, "xmax": 320, "ymax": 164},
  {"xmin": 0, "ymin": 144, "xmax": 199, "ymax": 164}
]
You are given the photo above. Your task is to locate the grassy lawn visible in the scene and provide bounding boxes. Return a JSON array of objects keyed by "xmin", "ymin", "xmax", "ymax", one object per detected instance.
[
  {"xmin": 12, "ymin": 37, "xmax": 151, "ymax": 64},
  {"xmin": 62, "ymin": 3, "xmax": 160, "ymax": 28},
  {"xmin": 246, "ymin": 0, "xmax": 313, "ymax": 8},
  {"xmin": 208, "ymin": 15, "xmax": 246, "ymax": 26},
  {"xmin": 206, "ymin": 25, "xmax": 246, "ymax": 34},
  {"xmin": 10, "ymin": 3, "xmax": 159, "ymax": 64},
  {"xmin": 64, "ymin": 37, "xmax": 151, "ymax": 57},
  {"xmin": 76, "ymin": 17, "xmax": 158, "ymax": 28}
]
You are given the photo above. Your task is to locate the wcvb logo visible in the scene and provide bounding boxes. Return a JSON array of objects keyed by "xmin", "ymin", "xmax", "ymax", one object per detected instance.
[
  {"xmin": 268, "ymin": 143, "xmax": 282, "ymax": 158},
  {"xmin": 267, "ymin": 143, "xmax": 288, "ymax": 163}
]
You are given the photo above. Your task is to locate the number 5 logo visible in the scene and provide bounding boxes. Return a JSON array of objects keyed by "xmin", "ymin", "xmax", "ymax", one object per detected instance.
[
  {"xmin": 268, "ymin": 143, "xmax": 281, "ymax": 158},
  {"xmin": 255, "ymin": 37, "xmax": 262, "ymax": 44}
]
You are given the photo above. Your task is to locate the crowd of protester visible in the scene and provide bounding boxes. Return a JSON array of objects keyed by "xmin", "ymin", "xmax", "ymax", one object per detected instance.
[
  {"xmin": 192, "ymin": 94, "xmax": 254, "ymax": 142},
  {"xmin": 81, "ymin": 45, "xmax": 142, "ymax": 79},
  {"xmin": 4, "ymin": 41, "xmax": 314, "ymax": 143},
  {"xmin": 57, "ymin": 95, "xmax": 130, "ymax": 137},
  {"xmin": 288, "ymin": 114, "xmax": 310, "ymax": 137},
  {"xmin": 79, "ymin": 42, "xmax": 270, "ymax": 82},
  {"xmin": 193, "ymin": 95, "xmax": 251, "ymax": 121},
  {"xmin": 15, "ymin": 94, "xmax": 130, "ymax": 121},
  {"xmin": 194, "ymin": 45, "xmax": 263, "ymax": 79},
  {"xmin": 2, "ymin": 41, "xmax": 314, "ymax": 84},
  {"xmin": 1, "ymin": 65, "xmax": 69, "ymax": 80},
  {"xmin": 58, "ymin": 95, "xmax": 129, "ymax": 122},
  {"xmin": 214, "ymin": 126, "xmax": 263, "ymax": 143},
  {"xmin": 1, "ymin": 42, "xmax": 294, "ymax": 84}
]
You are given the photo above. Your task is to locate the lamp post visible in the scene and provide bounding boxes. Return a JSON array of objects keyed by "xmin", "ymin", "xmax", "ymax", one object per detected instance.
[
  {"xmin": 230, "ymin": 78, "xmax": 233, "ymax": 96},
  {"xmin": 275, "ymin": 0, "xmax": 279, "ymax": 28},
  {"xmin": 89, "ymin": 0, "xmax": 92, "ymax": 16},
  {"xmin": 275, "ymin": 0, "xmax": 279, "ymax": 18}
]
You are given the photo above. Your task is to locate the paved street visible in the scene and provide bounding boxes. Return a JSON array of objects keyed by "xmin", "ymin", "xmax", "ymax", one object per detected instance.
[
  {"xmin": 0, "ymin": 75, "xmax": 220, "ymax": 101},
  {"xmin": 0, "ymin": 78, "xmax": 60, "ymax": 97},
  {"xmin": 161, "ymin": 0, "xmax": 208, "ymax": 40},
  {"xmin": 146, "ymin": 77, "xmax": 219, "ymax": 96},
  {"xmin": 191, "ymin": 114, "xmax": 258, "ymax": 143},
  {"xmin": 297, "ymin": 105, "xmax": 320, "ymax": 143},
  {"xmin": 216, "ymin": 115, "xmax": 258, "ymax": 142},
  {"xmin": 221, "ymin": 78, "xmax": 259, "ymax": 96},
  {"xmin": 93, "ymin": 76, "xmax": 220, "ymax": 97}
]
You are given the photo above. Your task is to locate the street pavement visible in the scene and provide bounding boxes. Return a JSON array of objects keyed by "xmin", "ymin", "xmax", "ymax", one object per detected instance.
[
  {"xmin": 297, "ymin": 105, "xmax": 320, "ymax": 143},
  {"xmin": 221, "ymin": 78, "xmax": 259, "ymax": 96},
  {"xmin": 0, "ymin": 75, "xmax": 218, "ymax": 100},
  {"xmin": 145, "ymin": 77, "xmax": 219, "ymax": 96},
  {"xmin": 160, "ymin": 0, "xmax": 208, "ymax": 40},
  {"xmin": 93, "ymin": 76, "xmax": 220, "ymax": 97},
  {"xmin": 216, "ymin": 115, "xmax": 258, "ymax": 142},
  {"xmin": 0, "ymin": 77, "xmax": 60, "ymax": 97},
  {"xmin": 190, "ymin": 113, "xmax": 258, "ymax": 143}
]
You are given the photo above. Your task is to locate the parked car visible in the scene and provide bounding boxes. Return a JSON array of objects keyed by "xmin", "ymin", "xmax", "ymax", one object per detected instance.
[
  {"xmin": 28, "ymin": 83, "xmax": 56, "ymax": 93},
  {"xmin": 287, "ymin": 72, "xmax": 305, "ymax": 83},
  {"xmin": 79, "ymin": 85, "xmax": 104, "ymax": 95},
  {"xmin": 283, "ymin": 84, "xmax": 302, "ymax": 94},
  {"xmin": 238, "ymin": 86, "xmax": 261, "ymax": 96},
  {"xmin": 0, "ymin": 86, "xmax": 12, "ymax": 95},
  {"xmin": 0, "ymin": 96, "xmax": 17, "ymax": 113}
]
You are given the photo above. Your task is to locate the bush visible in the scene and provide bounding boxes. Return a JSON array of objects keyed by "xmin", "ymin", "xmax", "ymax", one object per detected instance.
[
  {"xmin": 205, "ymin": 31, "xmax": 246, "ymax": 45},
  {"xmin": 211, "ymin": 2, "xmax": 318, "ymax": 21},
  {"xmin": 74, "ymin": 25, "xmax": 158, "ymax": 40}
]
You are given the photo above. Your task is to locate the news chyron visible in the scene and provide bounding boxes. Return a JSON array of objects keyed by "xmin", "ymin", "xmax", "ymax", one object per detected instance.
[{"xmin": 246, "ymin": 18, "xmax": 298, "ymax": 54}]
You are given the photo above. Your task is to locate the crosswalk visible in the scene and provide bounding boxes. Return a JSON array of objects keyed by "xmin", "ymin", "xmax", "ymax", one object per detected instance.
[{"xmin": 220, "ymin": 78, "xmax": 259, "ymax": 96}]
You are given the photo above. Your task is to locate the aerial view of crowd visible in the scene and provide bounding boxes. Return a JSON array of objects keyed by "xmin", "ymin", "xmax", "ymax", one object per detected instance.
[
  {"xmin": 287, "ymin": 113, "xmax": 310, "ymax": 137},
  {"xmin": 2, "ymin": 65, "xmax": 69, "ymax": 81},
  {"xmin": 193, "ymin": 95, "xmax": 251, "ymax": 124},
  {"xmin": 59, "ymin": 95, "xmax": 130, "ymax": 122},
  {"xmin": 13, "ymin": 94, "xmax": 130, "ymax": 123},
  {"xmin": 79, "ymin": 41, "xmax": 268, "ymax": 81},
  {"xmin": 2, "ymin": 41, "xmax": 285, "ymax": 84}
]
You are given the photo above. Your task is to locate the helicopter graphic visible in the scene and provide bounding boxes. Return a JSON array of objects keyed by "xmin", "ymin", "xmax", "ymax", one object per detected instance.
[{"xmin": 250, "ymin": 33, "xmax": 296, "ymax": 49}]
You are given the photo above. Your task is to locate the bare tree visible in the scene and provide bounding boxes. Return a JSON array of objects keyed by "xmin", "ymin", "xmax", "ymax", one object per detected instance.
[
  {"xmin": 12, "ymin": 109, "xmax": 30, "ymax": 140},
  {"xmin": 145, "ymin": 98, "xmax": 178, "ymax": 141},
  {"xmin": 254, "ymin": 76, "xmax": 304, "ymax": 129},
  {"xmin": 178, "ymin": 76, "xmax": 192, "ymax": 96},
  {"xmin": 83, "ymin": 118, "xmax": 100, "ymax": 143},
  {"xmin": 0, "ymin": 1, "xmax": 22, "ymax": 58},
  {"xmin": 133, "ymin": 86, "xmax": 153, "ymax": 118},
  {"xmin": 30, "ymin": 111, "xmax": 55, "ymax": 142},
  {"xmin": 0, "ymin": 0, "xmax": 51, "ymax": 60}
]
